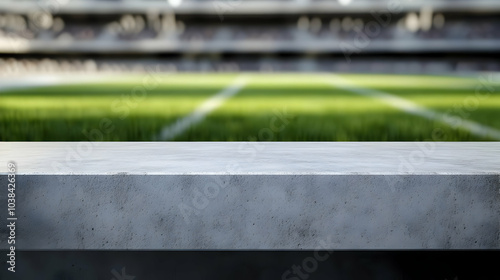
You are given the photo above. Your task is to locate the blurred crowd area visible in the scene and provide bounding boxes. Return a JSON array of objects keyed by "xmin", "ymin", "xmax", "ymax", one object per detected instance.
[
  {"xmin": 0, "ymin": 0, "xmax": 498, "ymax": 74},
  {"xmin": 1, "ymin": 57, "xmax": 498, "ymax": 74},
  {"xmin": 0, "ymin": 12, "xmax": 499, "ymax": 43}
]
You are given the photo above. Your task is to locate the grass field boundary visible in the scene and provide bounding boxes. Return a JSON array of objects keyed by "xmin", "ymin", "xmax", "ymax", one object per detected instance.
[
  {"xmin": 156, "ymin": 75, "xmax": 249, "ymax": 141},
  {"xmin": 328, "ymin": 74, "xmax": 500, "ymax": 140}
]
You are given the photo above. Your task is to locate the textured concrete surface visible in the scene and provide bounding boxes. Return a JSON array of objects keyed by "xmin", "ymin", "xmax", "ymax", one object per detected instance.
[
  {"xmin": 1, "ymin": 142, "xmax": 500, "ymax": 174},
  {"xmin": 0, "ymin": 143, "xmax": 499, "ymax": 250},
  {"xmin": 0, "ymin": 174, "xmax": 498, "ymax": 250}
]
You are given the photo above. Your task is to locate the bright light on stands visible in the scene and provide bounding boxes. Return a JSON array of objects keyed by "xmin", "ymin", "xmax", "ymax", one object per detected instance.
[
  {"xmin": 338, "ymin": 0, "xmax": 352, "ymax": 6},
  {"xmin": 420, "ymin": 6, "xmax": 433, "ymax": 31},
  {"xmin": 406, "ymin": 13, "xmax": 420, "ymax": 32},
  {"xmin": 168, "ymin": 0, "xmax": 183, "ymax": 7}
]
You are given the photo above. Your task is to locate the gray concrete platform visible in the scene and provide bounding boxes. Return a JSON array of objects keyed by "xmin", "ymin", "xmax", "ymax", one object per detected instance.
[{"xmin": 0, "ymin": 143, "xmax": 499, "ymax": 250}]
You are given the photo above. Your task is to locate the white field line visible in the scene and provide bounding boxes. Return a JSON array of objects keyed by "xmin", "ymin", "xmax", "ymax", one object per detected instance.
[
  {"xmin": 0, "ymin": 76, "xmax": 64, "ymax": 92},
  {"xmin": 328, "ymin": 74, "xmax": 500, "ymax": 140},
  {"xmin": 0, "ymin": 75, "xmax": 108, "ymax": 93},
  {"xmin": 157, "ymin": 75, "xmax": 249, "ymax": 140}
]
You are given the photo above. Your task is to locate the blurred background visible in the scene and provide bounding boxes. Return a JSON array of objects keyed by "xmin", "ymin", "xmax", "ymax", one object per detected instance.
[
  {"xmin": 1, "ymin": 0, "xmax": 499, "ymax": 141},
  {"xmin": 1, "ymin": 0, "xmax": 499, "ymax": 74}
]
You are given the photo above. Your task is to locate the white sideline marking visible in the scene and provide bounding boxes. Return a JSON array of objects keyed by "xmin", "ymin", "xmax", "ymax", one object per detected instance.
[
  {"xmin": 0, "ymin": 76, "xmax": 64, "ymax": 92},
  {"xmin": 0, "ymin": 75, "xmax": 107, "ymax": 93},
  {"xmin": 328, "ymin": 74, "xmax": 500, "ymax": 140},
  {"xmin": 157, "ymin": 75, "xmax": 249, "ymax": 140}
]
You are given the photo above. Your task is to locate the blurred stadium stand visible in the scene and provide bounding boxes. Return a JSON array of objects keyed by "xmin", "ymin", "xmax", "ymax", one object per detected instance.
[{"xmin": 0, "ymin": 0, "xmax": 499, "ymax": 74}]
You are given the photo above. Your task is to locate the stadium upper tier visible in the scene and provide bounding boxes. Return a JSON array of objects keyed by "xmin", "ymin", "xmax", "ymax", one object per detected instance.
[
  {"xmin": 0, "ymin": 11, "xmax": 499, "ymax": 54},
  {"xmin": 1, "ymin": 0, "xmax": 500, "ymax": 14}
]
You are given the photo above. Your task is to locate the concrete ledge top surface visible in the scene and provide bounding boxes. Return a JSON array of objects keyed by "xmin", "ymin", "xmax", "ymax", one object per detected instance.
[{"xmin": 0, "ymin": 142, "xmax": 499, "ymax": 175}]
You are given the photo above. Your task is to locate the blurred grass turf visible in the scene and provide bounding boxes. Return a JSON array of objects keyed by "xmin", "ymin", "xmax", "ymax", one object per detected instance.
[{"xmin": 0, "ymin": 73, "xmax": 499, "ymax": 141}]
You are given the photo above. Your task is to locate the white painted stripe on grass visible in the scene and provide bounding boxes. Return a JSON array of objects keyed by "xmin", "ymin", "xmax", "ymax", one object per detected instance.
[
  {"xmin": 328, "ymin": 74, "xmax": 500, "ymax": 140},
  {"xmin": 157, "ymin": 75, "xmax": 249, "ymax": 140},
  {"xmin": 0, "ymin": 76, "xmax": 64, "ymax": 92},
  {"xmin": 0, "ymin": 75, "xmax": 108, "ymax": 93}
]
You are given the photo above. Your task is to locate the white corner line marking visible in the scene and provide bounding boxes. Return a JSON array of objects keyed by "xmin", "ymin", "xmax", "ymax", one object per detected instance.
[
  {"xmin": 327, "ymin": 74, "xmax": 500, "ymax": 140},
  {"xmin": 157, "ymin": 75, "xmax": 249, "ymax": 140}
]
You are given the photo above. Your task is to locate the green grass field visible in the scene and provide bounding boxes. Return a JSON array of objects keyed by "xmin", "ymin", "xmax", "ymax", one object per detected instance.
[{"xmin": 1, "ymin": 73, "xmax": 499, "ymax": 141}]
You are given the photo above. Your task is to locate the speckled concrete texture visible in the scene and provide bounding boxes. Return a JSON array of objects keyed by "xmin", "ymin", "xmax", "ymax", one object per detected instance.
[{"xmin": 1, "ymin": 174, "xmax": 498, "ymax": 250}]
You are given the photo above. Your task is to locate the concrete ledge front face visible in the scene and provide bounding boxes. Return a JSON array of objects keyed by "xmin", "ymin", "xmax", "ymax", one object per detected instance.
[{"xmin": 2, "ymin": 174, "xmax": 498, "ymax": 250}]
